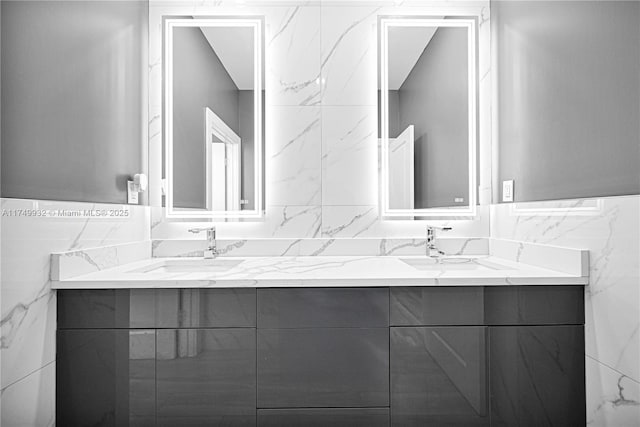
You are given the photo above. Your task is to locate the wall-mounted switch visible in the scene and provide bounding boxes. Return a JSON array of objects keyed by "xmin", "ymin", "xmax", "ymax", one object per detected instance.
[
  {"xmin": 127, "ymin": 173, "xmax": 147, "ymax": 205},
  {"xmin": 502, "ymin": 180, "xmax": 514, "ymax": 202},
  {"xmin": 127, "ymin": 181, "xmax": 139, "ymax": 204}
]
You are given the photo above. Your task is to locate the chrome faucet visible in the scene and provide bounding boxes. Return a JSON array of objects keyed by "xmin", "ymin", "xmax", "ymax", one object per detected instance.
[
  {"xmin": 426, "ymin": 226, "xmax": 452, "ymax": 257},
  {"xmin": 188, "ymin": 226, "xmax": 218, "ymax": 259}
]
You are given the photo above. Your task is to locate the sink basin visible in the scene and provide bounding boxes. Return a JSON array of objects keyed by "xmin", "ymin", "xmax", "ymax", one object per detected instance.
[
  {"xmin": 400, "ymin": 257, "xmax": 514, "ymax": 271},
  {"xmin": 129, "ymin": 259, "xmax": 243, "ymax": 274}
]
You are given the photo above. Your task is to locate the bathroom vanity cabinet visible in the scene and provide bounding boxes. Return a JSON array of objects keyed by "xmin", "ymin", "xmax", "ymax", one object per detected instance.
[{"xmin": 57, "ymin": 286, "xmax": 585, "ymax": 426}]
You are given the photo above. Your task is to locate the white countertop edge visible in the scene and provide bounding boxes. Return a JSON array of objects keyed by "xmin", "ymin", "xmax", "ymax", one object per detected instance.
[
  {"xmin": 50, "ymin": 255, "xmax": 588, "ymax": 290},
  {"xmin": 52, "ymin": 278, "xmax": 588, "ymax": 289}
]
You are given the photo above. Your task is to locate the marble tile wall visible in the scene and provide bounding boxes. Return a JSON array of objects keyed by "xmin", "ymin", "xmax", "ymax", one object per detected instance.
[
  {"xmin": 491, "ymin": 195, "xmax": 640, "ymax": 426},
  {"xmin": 148, "ymin": 0, "xmax": 492, "ymax": 241},
  {"xmin": 0, "ymin": 198, "xmax": 150, "ymax": 426},
  {"xmin": 152, "ymin": 236, "xmax": 490, "ymax": 258},
  {"xmin": 5, "ymin": 2, "xmax": 635, "ymax": 426}
]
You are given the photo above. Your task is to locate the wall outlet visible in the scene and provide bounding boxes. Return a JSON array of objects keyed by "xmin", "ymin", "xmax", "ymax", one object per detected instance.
[
  {"xmin": 502, "ymin": 180, "xmax": 514, "ymax": 202},
  {"xmin": 454, "ymin": 197, "xmax": 464, "ymax": 203}
]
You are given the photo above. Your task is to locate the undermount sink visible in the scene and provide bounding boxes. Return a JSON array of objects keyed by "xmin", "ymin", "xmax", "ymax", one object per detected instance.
[
  {"xmin": 400, "ymin": 257, "xmax": 514, "ymax": 271},
  {"xmin": 128, "ymin": 259, "xmax": 243, "ymax": 274}
]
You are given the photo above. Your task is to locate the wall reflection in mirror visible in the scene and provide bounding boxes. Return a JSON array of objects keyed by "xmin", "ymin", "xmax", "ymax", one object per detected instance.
[
  {"xmin": 379, "ymin": 17, "xmax": 477, "ymax": 218},
  {"xmin": 164, "ymin": 17, "xmax": 264, "ymax": 219}
]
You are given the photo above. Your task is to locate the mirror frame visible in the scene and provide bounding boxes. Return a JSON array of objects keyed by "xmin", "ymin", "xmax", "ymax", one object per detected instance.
[
  {"xmin": 164, "ymin": 17, "xmax": 264, "ymax": 219},
  {"xmin": 379, "ymin": 17, "xmax": 477, "ymax": 218}
]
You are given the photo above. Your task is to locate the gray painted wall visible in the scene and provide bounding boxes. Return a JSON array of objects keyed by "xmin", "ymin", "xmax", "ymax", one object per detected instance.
[
  {"xmin": 494, "ymin": 0, "xmax": 640, "ymax": 203},
  {"xmin": 1, "ymin": 1, "xmax": 147, "ymax": 204},
  {"xmin": 172, "ymin": 26, "xmax": 240, "ymax": 209},
  {"xmin": 398, "ymin": 27, "xmax": 469, "ymax": 208}
]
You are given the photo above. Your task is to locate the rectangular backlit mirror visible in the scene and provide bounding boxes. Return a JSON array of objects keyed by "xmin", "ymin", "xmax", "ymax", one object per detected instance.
[
  {"xmin": 379, "ymin": 17, "xmax": 477, "ymax": 218},
  {"xmin": 164, "ymin": 17, "xmax": 264, "ymax": 219}
]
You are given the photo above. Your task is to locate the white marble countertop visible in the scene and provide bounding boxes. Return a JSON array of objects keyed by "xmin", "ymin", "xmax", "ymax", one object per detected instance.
[{"xmin": 51, "ymin": 254, "xmax": 588, "ymax": 289}]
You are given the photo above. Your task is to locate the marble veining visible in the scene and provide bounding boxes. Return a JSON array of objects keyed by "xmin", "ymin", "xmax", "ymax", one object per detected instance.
[
  {"xmin": 492, "ymin": 195, "xmax": 640, "ymax": 426},
  {"xmin": 52, "ymin": 249, "xmax": 588, "ymax": 289},
  {"xmin": 152, "ymin": 237, "xmax": 489, "ymax": 258},
  {"xmin": 147, "ymin": 1, "xmax": 492, "ymax": 242},
  {"xmin": 0, "ymin": 198, "xmax": 150, "ymax": 425},
  {"xmin": 51, "ymin": 241, "xmax": 152, "ymax": 280}
]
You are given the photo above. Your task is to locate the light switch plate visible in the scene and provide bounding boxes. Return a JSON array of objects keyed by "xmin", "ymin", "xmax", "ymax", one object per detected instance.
[{"xmin": 502, "ymin": 180, "xmax": 514, "ymax": 202}]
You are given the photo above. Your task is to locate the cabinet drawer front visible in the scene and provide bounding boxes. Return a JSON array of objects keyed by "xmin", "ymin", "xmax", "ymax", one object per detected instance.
[
  {"xmin": 156, "ymin": 328, "xmax": 256, "ymax": 426},
  {"xmin": 484, "ymin": 286, "xmax": 584, "ymax": 325},
  {"xmin": 257, "ymin": 328, "xmax": 389, "ymax": 408},
  {"xmin": 258, "ymin": 288, "xmax": 389, "ymax": 328},
  {"xmin": 258, "ymin": 408, "xmax": 390, "ymax": 427},
  {"xmin": 152, "ymin": 288, "xmax": 256, "ymax": 328},
  {"xmin": 58, "ymin": 289, "xmax": 256, "ymax": 328},
  {"xmin": 57, "ymin": 289, "xmax": 133, "ymax": 329},
  {"xmin": 390, "ymin": 287, "xmax": 485, "ymax": 326},
  {"xmin": 391, "ymin": 327, "xmax": 489, "ymax": 426}
]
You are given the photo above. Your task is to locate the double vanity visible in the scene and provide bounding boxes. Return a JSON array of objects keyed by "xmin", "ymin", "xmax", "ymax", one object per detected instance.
[{"xmin": 52, "ymin": 238, "xmax": 588, "ymax": 426}]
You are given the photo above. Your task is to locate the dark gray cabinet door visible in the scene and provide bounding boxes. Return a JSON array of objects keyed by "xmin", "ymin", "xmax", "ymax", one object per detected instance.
[
  {"xmin": 257, "ymin": 328, "xmax": 389, "ymax": 408},
  {"xmin": 391, "ymin": 327, "xmax": 489, "ymax": 426},
  {"xmin": 258, "ymin": 287, "xmax": 389, "ymax": 328},
  {"xmin": 258, "ymin": 408, "xmax": 390, "ymax": 427},
  {"xmin": 57, "ymin": 329, "xmax": 156, "ymax": 427},
  {"xmin": 489, "ymin": 325, "xmax": 586, "ymax": 426},
  {"xmin": 484, "ymin": 286, "xmax": 584, "ymax": 325},
  {"xmin": 155, "ymin": 328, "xmax": 256, "ymax": 426}
]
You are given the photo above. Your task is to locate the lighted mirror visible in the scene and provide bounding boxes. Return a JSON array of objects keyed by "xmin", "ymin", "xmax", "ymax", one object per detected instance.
[
  {"xmin": 379, "ymin": 17, "xmax": 477, "ymax": 218},
  {"xmin": 164, "ymin": 17, "xmax": 264, "ymax": 219}
]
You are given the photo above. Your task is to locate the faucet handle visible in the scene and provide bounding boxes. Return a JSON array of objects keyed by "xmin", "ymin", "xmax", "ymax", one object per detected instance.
[
  {"xmin": 188, "ymin": 226, "xmax": 216, "ymax": 234},
  {"xmin": 188, "ymin": 226, "xmax": 216, "ymax": 243},
  {"xmin": 427, "ymin": 226, "xmax": 452, "ymax": 232}
]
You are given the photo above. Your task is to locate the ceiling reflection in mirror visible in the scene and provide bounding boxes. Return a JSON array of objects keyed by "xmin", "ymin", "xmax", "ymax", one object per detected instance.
[
  {"xmin": 164, "ymin": 17, "xmax": 264, "ymax": 219},
  {"xmin": 379, "ymin": 17, "xmax": 477, "ymax": 218}
]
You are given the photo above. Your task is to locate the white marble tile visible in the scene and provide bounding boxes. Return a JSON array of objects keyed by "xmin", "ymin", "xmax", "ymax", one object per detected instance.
[
  {"xmin": 155, "ymin": 238, "xmax": 309, "ymax": 258},
  {"xmin": 0, "ymin": 198, "xmax": 150, "ymax": 403},
  {"xmin": 322, "ymin": 204, "xmax": 490, "ymax": 238},
  {"xmin": 266, "ymin": 6, "xmax": 322, "ymax": 106},
  {"xmin": 478, "ymin": 52, "xmax": 493, "ymax": 206},
  {"xmin": 152, "ymin": 237, "xmax": 488, "ymax": 258},
  {"xmin": 51, "ymin": 241, "xmax": 152, "ymax": 280},
  {"xmin": 264, "ymin": 205, "xmax": 322, "ymax": 237},
  {"xmin": 320, "ymin": 5, "xmax": 378, "ymax": 106},
  {"xmin": 0, "ymin": 362, "xmax": 55, "ymax": 427},
  {"xmin": 0, "ymin": 277, "xmax": 55, "ymax": 392},
  {"xmin": 491, "ymin": 195, "xmax": 640, "ymax": 384},
  {"xmin": 586, "ymin": 356, "xmax": 640, "ymax": 426},
  {"xmin": 267, "ymin": 106, "xmax": 322, "ymax": 205},
  {"xmin": 321, "ymin": 205, "xmax": 379, "ymax": 238},
  {"xmin": 148, "ymin": 4, "xmax": 164, "ymax": 208},
  {"xmin": 321, "ymin": 106, "xmax": 377, "ymax": 205},
  {"xmin": 490, "ymin": 238, "xmax": 588, "ymax": 276},
  {"xmin": 152, "ymin": 205, "xmax": 321, "ymax": 241}
]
